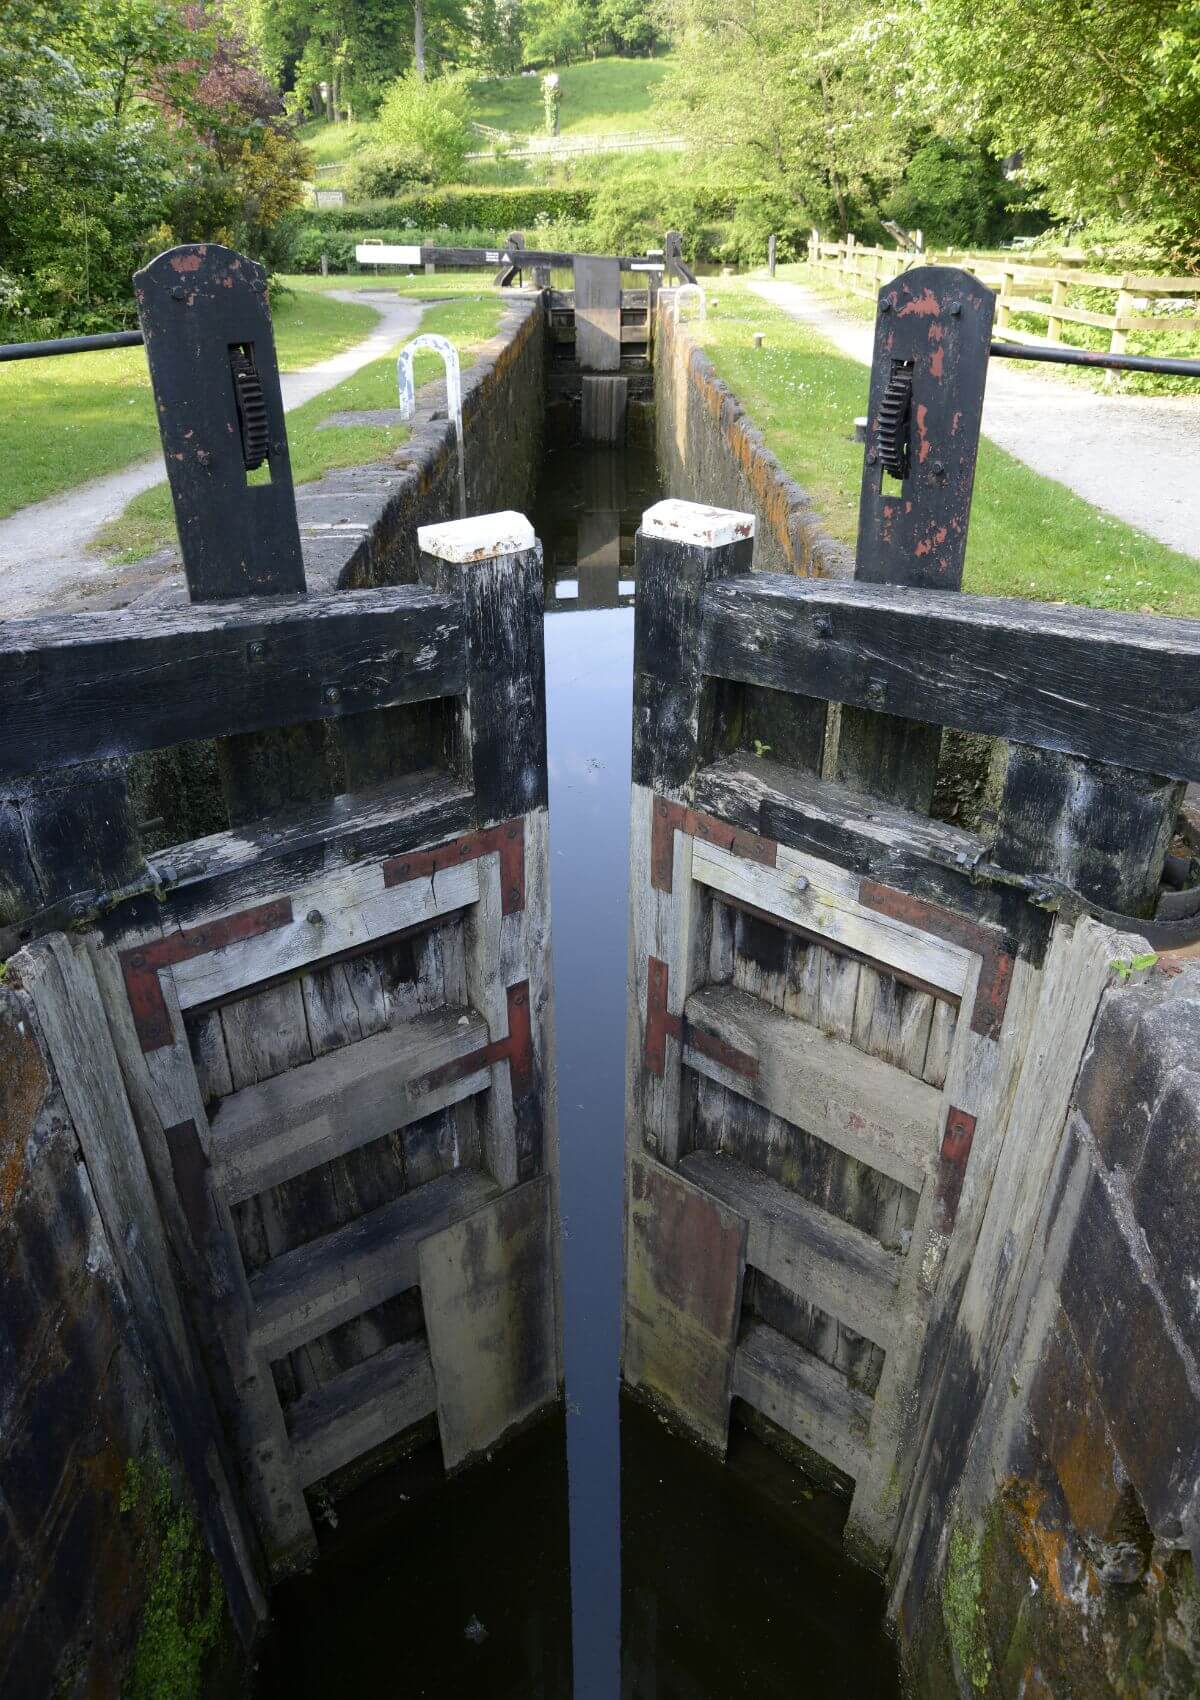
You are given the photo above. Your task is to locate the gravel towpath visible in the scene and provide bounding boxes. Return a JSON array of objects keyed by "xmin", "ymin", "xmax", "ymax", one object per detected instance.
[
  {"xmin": 748, "ymin": 279, "xmax": 1200, "ymax": 562},
  {"xmin": 0, "ymin": 291, "xmax": 425, "ymax": 616}
]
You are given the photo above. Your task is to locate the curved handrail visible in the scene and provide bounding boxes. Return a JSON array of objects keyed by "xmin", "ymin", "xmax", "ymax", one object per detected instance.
[
  {"xmin": 671, "ymin": 283, "xmax": 707, "ymax": 325},
  {"xmin": 397, "ymin": 334, "xmax": 466, "ymax": 518}
]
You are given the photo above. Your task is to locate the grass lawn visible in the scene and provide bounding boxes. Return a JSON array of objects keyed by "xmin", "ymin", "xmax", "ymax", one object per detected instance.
[
  {"xmin": 298, "ymin": 117, "xmax": 374, "ymax": 166},
  {"xmin": 284, "ymin": 271, "xmax": 510, "ymax": 297},
  {"xmin": 95, "ymin": 293, "xmax": 505, "ymax": 563},
  {"xmin": 472, "ymin": 54, "xmax": 675, "ymax": 136},
  {"xmin": 699, "ymin": 283, "xmax": 1200, "ymax": 616},
  {"xmin": 1, "ymin": 287, "xmax": 381, "ymax": 519}
]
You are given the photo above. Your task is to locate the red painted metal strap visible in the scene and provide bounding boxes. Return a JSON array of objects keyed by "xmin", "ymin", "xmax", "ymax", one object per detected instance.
[
  {"xmin": 120, "ymin": 898, "xmax": 292, "ymax": 1053},
  {"xmin": 650, "ymin": 796, "xmax": 777, "ymax": 895},
  {"xmin": 857, "ymin": 879, "xmax": 1014, "ymax": 1040},
  {"xmin": 643, "ymin": 956, "xmax": 757, "ymax": 1082},
  {"xmin": 383, "ymin": 817, "xmax": 526, "ymax": 915},
  {"xmin": 415, "ymin": 980, "xmax": 535, "ymax": 1103},
  {"xmin": 935, "ymin": 1105, "xmax": 977, "ymax": 1233}
]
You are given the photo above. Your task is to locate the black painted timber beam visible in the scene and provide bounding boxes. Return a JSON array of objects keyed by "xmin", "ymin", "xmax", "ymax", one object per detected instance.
[
  {"xmin": 701, "ymin": 574, "xmax": 1200, "ymax": 782},
  {"xmin": 0, "ymin": 588, "xmax": 465, "ymax": 780}
]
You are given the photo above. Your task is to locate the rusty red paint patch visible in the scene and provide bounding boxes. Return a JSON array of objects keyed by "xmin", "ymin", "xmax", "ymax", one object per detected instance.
[
  {"xmin": 936, "ymin": 1105, "xmax": 977, "ymax": 1232},
  {"xmin": 121, "ymin": 898, "xmax": 293, "ymax": 1052},
  {"xmin": 644, "ymin": 956, "xmax": 682, "ymax": 1076},
  {"xmin": 383, "ymin": 818, "xmax": 526, "ymax": 915},
  {"xmin": 686, "ymin": 1023, "xmax": 757, "ymax": 1081},
  {"xmin": 858, "ymin": 879, "xmax": 1013, "ymax": 1040},
  {"xmin": 650, "ymin": 796, "xmax": 777, "ymax": 894},
  {"xmin": 898, "ymin": 288, "xmax": 940, "ymax": 318},
  {"xmin": 415, "ymin": 980, "xmax": 535, "ymax": 1103}
]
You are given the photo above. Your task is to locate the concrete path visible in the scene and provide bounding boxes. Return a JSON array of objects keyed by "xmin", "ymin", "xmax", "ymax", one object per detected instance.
[
  {"xmin": 0, "ymin": 290, "xmax": 425, "ymax": 616},
  {"xmin": 748, "ymin": 279, "xmax": 1200, "ymax": 561}
]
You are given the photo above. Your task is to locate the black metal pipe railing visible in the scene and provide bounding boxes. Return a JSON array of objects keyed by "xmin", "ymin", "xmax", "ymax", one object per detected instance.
[
  {"xmin": 990, "ymin": 339, "xmax": 1200, "ymax": 379},
  {"xmin": 1, "ymin": 329, "xmax": 144, "ymax": 363}
]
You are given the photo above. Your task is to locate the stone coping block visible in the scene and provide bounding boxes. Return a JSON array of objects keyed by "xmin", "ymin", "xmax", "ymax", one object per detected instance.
[
  {"xmin": 418, "ymin": 511, "xmax": 536, "ymax": 563},
  {"xmin": 640, "ymin": 498, "xmax": 755, "ymax": 549}
]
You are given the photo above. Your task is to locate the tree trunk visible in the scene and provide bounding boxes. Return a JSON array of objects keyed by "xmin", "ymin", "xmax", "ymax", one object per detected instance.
[{"xmin": 414, "ymin": 0, "xmax": 426, "ymax": 78}]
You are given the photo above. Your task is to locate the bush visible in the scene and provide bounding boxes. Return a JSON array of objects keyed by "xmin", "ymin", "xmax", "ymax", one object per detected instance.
[
  {"xmin": 883, "ymin": 136, "xmax": 1043, "ymax": 249},
  {"xmin": 345, "ymin": 145, "xmax": 434, "ymax": 201},
  {"xmin": 314, "ymin": 185, "xmax": 598, "ymax": 229},
  {"xmin": 376, "ymin": 72, "xmax": 471, "ymax": 184}
]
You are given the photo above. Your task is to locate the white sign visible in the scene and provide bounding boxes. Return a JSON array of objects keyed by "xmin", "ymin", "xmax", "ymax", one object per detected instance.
[{"xmin": 355, "ymin": 243, "xmax": 422, "ymax": 266}]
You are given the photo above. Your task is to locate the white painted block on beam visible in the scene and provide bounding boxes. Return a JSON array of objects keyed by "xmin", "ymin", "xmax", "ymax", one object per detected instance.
[
  {"xmin": 640, "ymin": 499, "xmax": 754, "ymax": 549},
  {"xmin": 418, "ymin": 511, "xmax": 536, "ymax": 563}
]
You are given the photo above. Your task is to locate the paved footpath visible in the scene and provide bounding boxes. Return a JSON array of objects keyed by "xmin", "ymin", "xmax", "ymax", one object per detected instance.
[
  {"xmin": 748, "ymin": 279, "xmax": 1200, "ymax": 562},
  {"xmin": 0, "ymin": 291, "xmax": 425, "ymax": 616}
]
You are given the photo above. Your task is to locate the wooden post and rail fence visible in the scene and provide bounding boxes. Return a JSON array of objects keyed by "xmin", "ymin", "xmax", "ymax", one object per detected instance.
[{"xmin": 806, "ymin": 231, "xmax": 1200, "ymax": 359}]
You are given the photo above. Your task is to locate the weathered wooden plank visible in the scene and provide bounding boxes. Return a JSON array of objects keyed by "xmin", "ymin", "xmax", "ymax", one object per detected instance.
[
  {"xmin": 0, "ymin": 589, "xmax": 464, "ymax": 781},
  {"xmin": 573, "ymin": 255, "xmax": 623, "ymax": 372},
  {"xmin": 690, "ymin": 841, "xmax": 973, "ymax": 1000},
  {"xmin": 286, "ymin": 1335, "xmax": 437, "ymax": 1489},
  {"xmin": 683, "ymin": 983, "xmax": 939, "ymax": 1192},
  {"xmin": 623, "ymin": 1155, "xmax": 748, "ymax": 1454},
  {"xmin": 680, "ymin": 1151, "xmax": 902, "ymax": 1349},
  {"xmin": 250, "ymin": 1167, "xmax": 500, "ymax": 1358},
  {"xmin": 694, "ymin": 756, "xmax": 1047, "ymax": 958},
  {"xmin": 702, "ymin": 574, "xmax": 1200, "ymax": 782},
  {"xmin": 418, "ymin": 524, "xmax": 547, "ymax": 825},
  {"xmin": 419, "ymin": 1174, "xmax": 560, "ymax": 1471},
  {"xmin": 732, "ymin": 1322, "xmax": 872, "ymax": 1481},
  {"xmin": 221, "ymin": 979, "xmax": 311, "ymax": 1090},
  {"xmin": 18, "ymin": 935, "xmax": 269, "ymax": 1637},
  {"xmin": 993, "ymin": 744, "xmax": 1183, "ymax": 916},
  {"xmin": 210, "ymin": 1008, "xmax": 492, "ymax": 1202},
  {"xmin": 167, "ymin": 858, "xmax": 480, "ymax": 1013}
]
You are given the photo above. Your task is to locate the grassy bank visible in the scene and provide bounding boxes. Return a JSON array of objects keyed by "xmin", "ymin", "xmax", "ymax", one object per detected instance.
[
  {"xmin": 95, "ymin": 292, "xmax": 504, "ymax": 564},
  {"xmin": 698, "ymin": 283, "xmax": 1200, "ymax": 615},
  {"xmin": 470, "ymin": 55, "xmax": 674, "ymax": 136},
  {"xmin": 1, "ymin": 288, "xmax": 381, "ymax": 518}
]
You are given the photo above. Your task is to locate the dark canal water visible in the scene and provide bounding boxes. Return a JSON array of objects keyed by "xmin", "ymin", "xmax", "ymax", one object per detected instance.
[{"xmin": 257, "ymin": 438, "xmax": 901, "ymax": 1699}]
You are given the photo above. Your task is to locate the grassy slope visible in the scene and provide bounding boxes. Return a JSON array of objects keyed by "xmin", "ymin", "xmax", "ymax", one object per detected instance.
[
  {"xmin": 1, "ymin": 289, "xmax": 380, "ymax": 519},
  {"xmin": 96, "ymin": 293, "xmax": 504, "ymax": 563},
  {"xmin": 298, "ymin": 117, "xmax": 374, "ymax": 165},
  {"xmin": 470, "ymin": 55, "xmax": 674, "ymax": 136},
  {"xmin": 700, "ymin": 284, "xmax": 1200, "ymax": 615}
]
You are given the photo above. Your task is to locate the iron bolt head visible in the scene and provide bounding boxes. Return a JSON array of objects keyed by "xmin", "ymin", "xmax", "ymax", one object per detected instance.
[
  {"xmin": 246, "ymin": 640, "xmax": 266, "ymax": 661},
  {"xmin": 866, "ymin": 448, "xmax": 878, "ymax": 465},
  {"xmin": 814, "ymin": 613, "xmax": 833, "ymax": 637},
  {"xmin": 867, "ymin": 678, "xmax": 887, "ymax": 706},
  {"xmin": 306, "ymin": 909, "xmax": 323, "ymax": 926},
  {"xmin": 933, "ymin": 462, "xmax": 946, "ymax": 479},
  {"xmin": 324, "ymin": 685, "xmax": 341, "ymax": 705},
  {"xmin": 252, "ymin": 277, "xmax": 266, "ymax": 293},
  {"xmin": 950, "ymin": 302, "xmax": 962, "ymax": 316},
  {"xmin": 880, "ymin": 299, "xmax": 892, "ymax": 314},
  {"xmin": 171, "ymin": 285, "xmax": 185, "ymax": 301}
]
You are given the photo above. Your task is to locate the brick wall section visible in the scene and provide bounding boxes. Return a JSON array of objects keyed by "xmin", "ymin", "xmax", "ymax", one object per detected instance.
[
  {"xmin": 301, "ymin": 291, "xmax": 545, "ymax": 593},
  {"xmin": 904, "ymin": 962, "xmax": 1200, "ymax": 1697},
  {"xmin": 654, "ymin": 305, "xmax": 852, "ymax": 578},
  {"xmin": 0, "ymin": 983, "xmax": 242, "ymax": 1700}
]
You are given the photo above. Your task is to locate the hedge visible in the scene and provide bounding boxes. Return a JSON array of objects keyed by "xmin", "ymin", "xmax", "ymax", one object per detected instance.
[{"xmin": 304, "ymin": 185, "xmax": 598, "ymax": 232}]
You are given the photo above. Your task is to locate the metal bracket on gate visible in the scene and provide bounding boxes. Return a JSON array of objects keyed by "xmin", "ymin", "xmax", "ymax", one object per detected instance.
[
  {"xmin": 134, "ymin": 244, "xmax": 305, "ymax": 601},
  {"xmin": 856, "ymin": 266, "xmax": 995, "ymax": 588},
  {"xmin": 397, "ymin": 334, "xmax": 466, "ymax": 518}
]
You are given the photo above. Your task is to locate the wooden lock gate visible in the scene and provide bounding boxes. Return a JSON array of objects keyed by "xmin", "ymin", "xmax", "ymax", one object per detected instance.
[
  {"xmin": 0, "ymin": 245, "xmax": 561, "ymax": 1611},
  {"xmin": 621, "ymin": 267, "xmax": 1200, "ymax": 1568}
]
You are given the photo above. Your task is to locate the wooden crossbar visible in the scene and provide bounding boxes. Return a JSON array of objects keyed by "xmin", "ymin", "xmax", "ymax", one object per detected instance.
[
  {"xmin": 0, "ymin": 588, "xmax": 465, "ymax": 780},
  {"xmin": 702, "ymin": 574, "xmax": 1200, "ymax": 781}
]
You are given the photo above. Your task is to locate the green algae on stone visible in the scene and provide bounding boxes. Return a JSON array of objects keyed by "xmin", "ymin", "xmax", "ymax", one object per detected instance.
[
  {"xmin": 943, "ymin": 1523, "xmax": 993, "ymax": 1693},
  {"xmin": 122, "ymin": 1457, "xmax": 228, "ymax": 1700}
]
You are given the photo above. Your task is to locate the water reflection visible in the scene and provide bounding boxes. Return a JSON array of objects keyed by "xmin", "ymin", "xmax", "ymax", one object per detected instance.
[{"xmin": 540, "ymin": 446, "xmax": 658, "ymax": 614}]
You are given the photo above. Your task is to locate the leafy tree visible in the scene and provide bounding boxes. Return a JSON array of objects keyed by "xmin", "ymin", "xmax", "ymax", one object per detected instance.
[
  {"xmin": 522, "ymin": 0, "xmax": 590, "ymax": 64},
  {"xmin": 916, "ymin": 0, "xmax": 1200, "ymax": 255},
  {"xmin": 883, "ymin": 134, "xmax": 1040, "ymax": 248},
  {"xmin": 662, "ymin": 0, "xmax": 908, "ymax": 237},
  {"xmin": 376, "ymin": 68, "xmax": 471, "ymax": 179}
]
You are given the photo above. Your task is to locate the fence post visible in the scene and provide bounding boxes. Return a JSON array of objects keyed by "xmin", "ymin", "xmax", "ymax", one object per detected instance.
[
  {"xmin": 768, "ymin": 233, "xmax": 777, "ymax": 277},
  {"xmin": 997, "ymin": 266, "xmax": 1015, "ymax": 330},
  {"xmin": 1047, "ymin": 274, "xmax": 1068, "ymax": 343},
  {"xmin": 1111, "ymin": 277, "xmax": 1135, "ymax": 356}
]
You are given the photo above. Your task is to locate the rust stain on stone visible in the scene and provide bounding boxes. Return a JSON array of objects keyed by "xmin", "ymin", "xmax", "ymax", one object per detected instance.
[{"xmin": 0, "ymin": 995, "xmax": 50, "ymax": 1210}]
